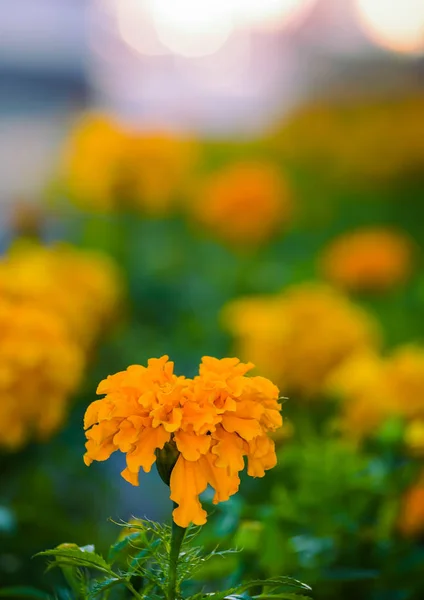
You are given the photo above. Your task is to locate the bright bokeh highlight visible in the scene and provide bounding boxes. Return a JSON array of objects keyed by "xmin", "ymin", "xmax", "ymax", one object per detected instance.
[{"xmin": 356, "ymin": 0, "xmax": 424, "ymax": 54}]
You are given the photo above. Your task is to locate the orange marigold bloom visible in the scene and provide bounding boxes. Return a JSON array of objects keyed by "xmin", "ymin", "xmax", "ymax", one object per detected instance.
[
  {"xmin": 193, "ymin": 162, "xmax": 292, "ymax": 247},
  {"xmin": 398, "ymin": 474, "xmax": 424, "ymax": 537},
  {"xmin": 84, "ymin": 356, "xmax": 282, "ymax": 528},
  {"xmin": 320, "ymin": 228, "xmax": 414, "ymax": 293}
]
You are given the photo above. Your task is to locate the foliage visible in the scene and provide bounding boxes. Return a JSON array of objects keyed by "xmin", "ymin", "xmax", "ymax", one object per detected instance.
[{"xmin": 3, "ymin": 520, "xmax": 311, "ymax": 600}]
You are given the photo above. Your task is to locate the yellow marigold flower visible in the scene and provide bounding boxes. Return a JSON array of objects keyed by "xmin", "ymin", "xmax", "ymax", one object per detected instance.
[
  {"xmin": 0, "ymin": 299, "xmax": 83, "ymax": 450},
  {"xmin": 385, "ymin": 345, "xmax": 424, "ymax": 420},
  {"xmin": 328, "ymin": 345, "xmax": 424, "ymax": 441},
  {"xmin": 61, "ymin": 112, "xmax": 127, "ymax": 212},
  {"xmin": 326, "ymin": 352, "xmax": 396, "ymax": 440},
  {"xmin": 404, "ymin": 420, "xmax": 424, "ymax": 456},
  {"xmin": 61, "ymin": 113, "xmax": 197, "ymax": 215},
  {"xmin": 320, "ymin": 228, "xmax": 415, "ymax": 293},
  {"xmin": 222, "ymin": 283, "xmax": 379, "ymax": 398},
  {"xmin": 0, "ymin": 241, "xmax": 123, "ymax": 349},
  {"xmin": 128, "ymin": 132, "xmax": 198, "ymax": 216},
  {"xmin": 398, "ymin": 474, "xmax": 424, "ymax": 537},
  {"xmin": 193, "ymin": 162, "xmax": 292, "ymax": 247},
  {"xmin": 84, "ymin": 356, "xmax": 282, "ymax": 528}
]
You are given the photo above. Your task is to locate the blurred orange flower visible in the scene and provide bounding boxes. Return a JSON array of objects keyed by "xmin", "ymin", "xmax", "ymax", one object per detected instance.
[
  {"xmin": 84, "ymin": 356, "xmax": 282, "ymax": 528},
  {"xmin": 398, "ymin": 474, "xmax": 424, "ymax": 537},
  {"xmin": 193, "ymin": 162, "xmax": 292, "ymax": 247},
  {"xmin": 320, "ymin": 228, "xmax": 414, "ymax": 293},
  {"xmin": 222, "ymin": 283, "xmax": 380, "ymax": 398}
]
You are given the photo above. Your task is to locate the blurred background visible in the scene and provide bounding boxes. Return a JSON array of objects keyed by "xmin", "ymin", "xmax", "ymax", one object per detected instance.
[{"xmin": 1, "ymin": 0, "xmax": 424, "ymax": 598}]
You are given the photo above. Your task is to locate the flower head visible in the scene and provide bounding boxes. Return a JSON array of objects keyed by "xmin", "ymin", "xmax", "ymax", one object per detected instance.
[
  {"xmin": 0, "ymin": 241, "xmax": 123, "ymax": 349},
  {"xmin": 84, "ymin": 356, "xmax": 282, "ymax": 527},
  {"xmin": 193, "ymin": 162, "xmax": 292, "ymax": 247},
  {"xmin": 328, "ymin": 344, "xmax": 424, "ymax": 441},
  {"xmin": 222, "ymin": 283, "xmax": 380, "ymax": 398},
  {"xmin": 61, "ymin": 112, "xmax": 197, "ymax": 215},
  {"xmin": 320, "ymin": 228, "xmax": 415, "ymax": 293},
  {"xmin": 0, "ymin": 299, "xmax": 83, "ymax": 450}
]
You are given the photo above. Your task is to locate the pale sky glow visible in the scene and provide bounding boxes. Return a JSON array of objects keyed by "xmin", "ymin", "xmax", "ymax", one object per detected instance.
[
  {"xmin": 356, "ymin": 0, "xmax": 424, "ymax": 54},
  {"xmin": 115, "ymin": 0, "xmax": 315, "ymax": 58}
]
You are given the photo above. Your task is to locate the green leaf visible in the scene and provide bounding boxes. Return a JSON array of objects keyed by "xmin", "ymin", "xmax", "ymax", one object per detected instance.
[
  {"xmin": 88, "ymin": 577, "xmax": 127, "ymax": 599},
  {"xmin": 35, "ymin": 547, "xmax": 111, "ymax": 574},
  {"xmin": 0, "ymin": 587, "xmax": 51, "ymax": 600},
  {"xmin": 207, "ymin": 577, "xmax": 311, "ymax": 600}
]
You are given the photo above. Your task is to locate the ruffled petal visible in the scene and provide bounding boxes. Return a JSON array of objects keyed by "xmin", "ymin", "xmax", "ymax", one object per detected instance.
[
  {"xmin": 126, "ymin": 426, "xmax": 170, "ymax": 473},
  {"xmin": 174, "ymin": 431, "xmax": 211, "ymax": 461},
  {"xmin": 211, "ymin": 426, "xmax": 245, "ymax": 473},
  {"xmin": 170, "ymin": 456, "xmax": 208, "ymax": 527}
]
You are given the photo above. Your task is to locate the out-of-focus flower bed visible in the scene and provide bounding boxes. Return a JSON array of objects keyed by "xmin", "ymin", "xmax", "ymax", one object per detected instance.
[{"xmin": 2, "ymin": 93, "xmax": 424, "ymax": 599}]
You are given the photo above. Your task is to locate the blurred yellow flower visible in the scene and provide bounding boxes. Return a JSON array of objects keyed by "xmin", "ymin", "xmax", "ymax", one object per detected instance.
[
  {"xmin": 61, "ymin": 112, "xmax": 197, "ymax": 215},
  {"xmin": 320, "ymin": 228, "xmax": 414, "ymax": 293},
  {"xmin": 222, "ymin": 283, "xmax": 379, "ymax": 398},
  {"xmin": 128, "ymin": 132, "xmax": 198, "ymax": 216},
  {"xmin": 326, "ymin": 352, "xmax": 395, "ymax": 439},
  {"xmin": 329, "ymin": 344, "xmax": 424, "ymax": 441},
  {"xmin": 0, "ymin": 299, "xmax": 83, "ymax": 450},
  {"xmin": 385, "ymin": 345, "xmax": 424, "ymax": 420},
  {"xmin": 0, "ymin": 241, "xmax": 123, "ymax": 349},
  {"xmin": 404, "ymin": 420, "xmax": 424, "ymax": 456},
  {"xmin": 398, "ymin": 474, "xmax": 424, "ymax": 537},
  {"xmin": 62, "ymin": 113, "xmax": 127, "ymax": 212},
  {"xmin": 273, "ymin": 95, "xmax": 424, "ymax": 184},
  {"xmin": 193, "ymin": 162, "xmax": 292, "ymax": 247},
  {"xmin": 84, "ymin": 356, "xmax": 282, "ymax": 528}
]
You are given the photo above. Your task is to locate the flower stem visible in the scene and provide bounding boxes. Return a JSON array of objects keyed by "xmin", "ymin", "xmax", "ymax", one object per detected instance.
[{"xmin": 168, "ymin": 503, "xmax": 186, "ymax": 600}]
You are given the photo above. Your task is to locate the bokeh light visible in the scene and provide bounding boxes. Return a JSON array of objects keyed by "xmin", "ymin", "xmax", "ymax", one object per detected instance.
[
  {"xmin": 356, "ymin": 0, "xmax": 424, "ymax": 55},
  {"xmin": 114, "ymin": 0, "xmax": 316, "ymax": 58}
]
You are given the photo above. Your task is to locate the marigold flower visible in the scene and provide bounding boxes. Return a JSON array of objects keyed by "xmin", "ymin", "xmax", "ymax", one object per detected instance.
[
  {"xmin": 84, "ymin": 356, "xmax": 282, "ymax": 528},
  {"xmin": 62, "ymin": 112, "xmax": 127, "ymax": 212},
  {"xmin": 404, "ymin": 420, "xmax": 424, "ymax": 456},
  {"xmin": 0, "ymin": 299, "xmax": 83, "ymax": 450},
  {"xmin": 61, "ymin": 112, "xmax": 197, "ymax": 215},
  {"xmin": 326, "ymin": 352, "xmax": 396, "ymax": 440},
  {"xmin": 328, "ymin": 345, "xmax": 424, "ymax": 441},
  {"xmin": 222, "ymin": 283, "xmax": 379, "ymax": 398},
  {"xmin": 0, "ymin": 241, "xmax": 123, "ymax": 349},
  {"xmin": 128, "ymin": 132, "xmax": 198, "ymax": 216},
  {"xmin": 398, "ymin": 474, "xmax": 424, "ymax": 537},
  {"xmin": 193, "ymin": 162, "xmax": 292, "ymax": 247},
  {"xmin": 320, "ymin": 228, "xmax": 415, "ymax": 293}
]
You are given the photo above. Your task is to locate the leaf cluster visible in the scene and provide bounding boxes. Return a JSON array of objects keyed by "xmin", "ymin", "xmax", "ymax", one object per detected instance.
[{"xmin": 0, "ymin": 519, "xmax": 311, "ymax": 600}]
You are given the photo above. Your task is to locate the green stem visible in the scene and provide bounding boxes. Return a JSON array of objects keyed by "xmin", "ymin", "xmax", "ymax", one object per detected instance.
[{"xmin": 168, "ymin": 504, "xmax": 187, "ymax": 600}]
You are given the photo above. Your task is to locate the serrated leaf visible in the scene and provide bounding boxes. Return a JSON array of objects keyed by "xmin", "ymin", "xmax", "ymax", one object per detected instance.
[
  {"xmin": 35, "ymin": 548, "xmax": 111, "ymax": 574},
  {"xmin": 88, "ymin": 577, "xmax": 127, "ymax": 599},
  {"xmin": 0, "ymin": 587, "xmax": 51, "ymax": 599}
]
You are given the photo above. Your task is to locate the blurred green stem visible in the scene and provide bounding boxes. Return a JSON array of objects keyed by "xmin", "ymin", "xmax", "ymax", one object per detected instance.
[{"xmin": 168, "ymin": 504, "xmax": 186, "ymax": 600}]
